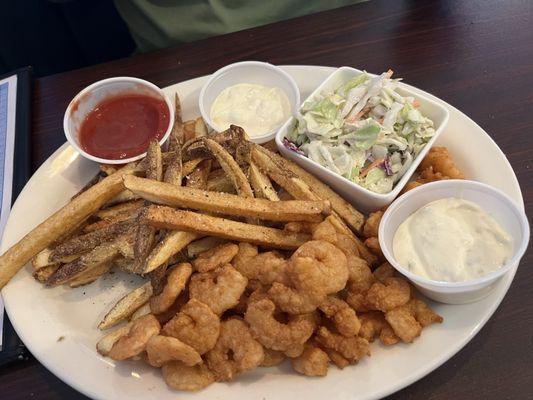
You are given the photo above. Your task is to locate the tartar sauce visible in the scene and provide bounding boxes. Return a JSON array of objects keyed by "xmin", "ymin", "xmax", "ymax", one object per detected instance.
[
  {"xmin": 393, "ymin": 198, "xmax": 513, "ymax": 282},
  {"xmin": 210, "ymin": 83, "xmax": 291, "ymax": 137}
]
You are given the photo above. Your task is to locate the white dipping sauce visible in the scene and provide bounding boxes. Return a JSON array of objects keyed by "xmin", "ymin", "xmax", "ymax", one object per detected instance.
[
  {"xmin": 393, "ymin": 198, "xmax": 513, "ymax": 282},
  {"xmin": 210, "ymin": 83, "xmax": 291, "ymax": 137}
]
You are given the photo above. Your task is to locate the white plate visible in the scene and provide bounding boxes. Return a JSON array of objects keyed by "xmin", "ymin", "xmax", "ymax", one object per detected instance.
[{"xmin": 0, "ymin": 66, "xmax": 524, "ymax": 400}]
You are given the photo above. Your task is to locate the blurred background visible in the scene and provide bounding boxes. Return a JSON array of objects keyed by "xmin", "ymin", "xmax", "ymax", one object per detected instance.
[{"xmin": 1, "ymin": 0, "xmax": 363, "ymax": 78}]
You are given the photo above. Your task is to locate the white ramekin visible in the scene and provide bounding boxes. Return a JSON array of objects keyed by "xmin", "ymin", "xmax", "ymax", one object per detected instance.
[
  {"xmin": 63, "ymin": 77, "xmax": 174, "ymax": 164},
  {"xmin": 379, "ymin": 179, "xmax": 530, "ymax": 304},
  {"xmin": 276, "ymin": 66, "xmax": 450, "ymax": 213},
  {"xmin": 199, "ymin": 61, "xmax": 300, "ymax": 144}
]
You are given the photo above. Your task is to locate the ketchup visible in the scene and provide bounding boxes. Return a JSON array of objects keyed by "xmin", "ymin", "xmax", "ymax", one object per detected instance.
[{"xmin": 79, "ymin": 94, "xmax": 170, "ymax": 160}]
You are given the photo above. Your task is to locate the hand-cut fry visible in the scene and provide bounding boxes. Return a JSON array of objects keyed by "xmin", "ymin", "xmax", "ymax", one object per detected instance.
[
  {"xmin": 182, "ymin": 158, "xmax": 205, "ymax": 177},
  {"xmin": 326, "ymin": 215, "xmax": 377, "ymax": 265},
  {"xmin": 46, "ymin": 240, "xmax": 121, "ymax": 286},
  {"xmin": 194, "ymin": 117, "xmax": 208, "ymax": 137},
  {"xmin": 143, "ymin": 206, "xmax": 311, "ymax": 250},
  {"xmin": 99, "ymin": 282, "xmax": 154, "ymax": 330},
  {"xmin": 186, "ymin": 237, "xmax": 228, "ymax": 258},
  {"xmin": 186, "ymin": 160, "xmax": 211, "ymax": 189},
  {"xmin": 124, "ymin": 176, "xmax": 330, "ymax": 222},
  {"xmin": 206, "ymin": 169, "xmax": 235, "ymax": 193},
  {"xmin": 145, "ymin": 230, "xmax": 201, "ymax": 273},
  {"xmin": 130, "ymin": 302, "xmax": 151, "ymax": 321},
  {"xmin": 183, "ymin": 120, "xmax": 197, "ymax": 142},
  {"xmin": 50, "ymin": 220, "xmax": 135, "ymax": 263},
  {"xmin": 0, "ymin": 162, "xmax": 139, "ymax": 289},
  {"xmin": 164, "ymin": 150, "xmax": 183, "ymax": 185},
  {"xmin": 254, "ymin": 145, "xmax": 365, "ymax": 231},
  {"xmin": 100, "ymin": 164, "xmax": 119, "ymax": 176},
  {"xmin": 132, "ymin": 141, "xmax": 162, "ymax": 273},
  {"xmin": 68, "ymin": 259, "xmax": 114, "ymax": 288},
  {"xmin": 168, "ymin": 93, "xmax": 184, "ymax": 153},
  {"xmin": 249, "ymin": 162, "xmax": 279, "ymax": 201},
  {"xmin": 106, "ymin": 190, "xmax": 141, "ymax": 207},
  {"xmin": 33, "ymin": 263, "xmax": 60, "ymax": 283},
  {"xmin": 95, "ymin": 200, "xmax": 144, "ymax": 220},
  {"xmin": 97, "ymin": 322, "xmax": 133, "ymax": 356},
  {"xmin": 184, "ymin": 125, "xmax": 246, "ymax": 160},
  {"xmin": 202, "ymin": 138, "xmax": 254, "ymax": 198}
]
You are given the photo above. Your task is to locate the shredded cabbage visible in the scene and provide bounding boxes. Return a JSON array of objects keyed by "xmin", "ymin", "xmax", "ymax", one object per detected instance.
[{"xmin": 284, "ymin": 69, "xmax": 436, "ymax": 194}]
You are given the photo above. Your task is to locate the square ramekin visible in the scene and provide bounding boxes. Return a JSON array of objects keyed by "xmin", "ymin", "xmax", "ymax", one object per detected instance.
[{"xmin": 275, "ymin": 67, "xmax": 449, "ymax": 213}]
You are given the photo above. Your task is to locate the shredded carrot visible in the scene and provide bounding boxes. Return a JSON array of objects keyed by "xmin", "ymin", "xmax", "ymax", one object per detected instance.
[
  {"xmin": 412, "ymin": 99, "xmax": 421, "ymax": 108},
  {"xmin": 360, "ymin": 158, "xmax": 384, "ymax": 178}
]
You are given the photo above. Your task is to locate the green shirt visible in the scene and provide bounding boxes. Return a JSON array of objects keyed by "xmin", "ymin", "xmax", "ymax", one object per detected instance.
[{"xmin": 115, "ymin": 0, "xmax": 365, "ymax": 52}]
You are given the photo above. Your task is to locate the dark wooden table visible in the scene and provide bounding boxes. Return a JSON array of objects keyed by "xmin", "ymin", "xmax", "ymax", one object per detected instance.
[{"xmin": 1, "ymin": 0, "xmax": 532, "ymax": 398}]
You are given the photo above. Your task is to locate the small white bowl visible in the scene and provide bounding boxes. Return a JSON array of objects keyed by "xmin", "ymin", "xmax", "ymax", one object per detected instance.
[
  {"xmin": 199, "ymin": 61, "xmax": 300, "ymax": 144},
  {"xmin": 64, "ymin": 77, "xmax": 174, "ymax": 164},
  {"xmin": 276, "ymin": 66, "xmax": 450, "ymax": 213},
  {"xmin": 379, "ymin": 179, "xmax": 530, "ymax": 304}
]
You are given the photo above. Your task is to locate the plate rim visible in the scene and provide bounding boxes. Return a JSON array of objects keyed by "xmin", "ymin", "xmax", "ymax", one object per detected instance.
[{"xmin": 1, "ymin": 65, "xmax": 524, "ymax": 400}]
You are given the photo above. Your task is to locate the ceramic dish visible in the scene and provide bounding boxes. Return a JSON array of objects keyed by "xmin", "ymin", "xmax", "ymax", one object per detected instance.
[{"xmin": 1, "ymin": 66, "xmax": 524, "ymax": 400}]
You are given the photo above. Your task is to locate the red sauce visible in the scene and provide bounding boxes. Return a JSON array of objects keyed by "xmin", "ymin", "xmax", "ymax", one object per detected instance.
[{"xmin": 79, "ymin": 94, "xmax": 170, "ymax": 160}]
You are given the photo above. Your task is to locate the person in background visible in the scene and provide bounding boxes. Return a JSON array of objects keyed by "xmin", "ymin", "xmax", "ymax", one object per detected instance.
[{"xmin": 114, "ymin": 0, "xmax": 366, "ymax": 52}]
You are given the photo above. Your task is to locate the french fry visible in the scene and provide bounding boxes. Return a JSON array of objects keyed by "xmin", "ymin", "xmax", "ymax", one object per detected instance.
[
  {"xmin": 132, "ymin": 140, "xmax": 162, "ymax": 273},
  {"xmin": 206, "ymin": 169, "xmax": 235, "ymax": 193},
  {"xmin": 96, "ymin": 322, "xmax": 132, "ymax": 356},
  {"xmin": 185, "ymin": 159, "xmax": 211, "ymax": 189},
  {"xmin": 168, "ymin": 93, "xmax": 184, "ymax": 152},
  {"xmin": 249, "ymin": 162, "xmax": 279, "ymax": 201},
  {"xmin": 71, "ymin": 172, "xmax": 105, "ymax": 200},
  {"xmin": 186, "ymin": 237, "xmax": 228, "ymax": 258},
  {"xmin": 50, "ymin": 220, "xmax": 135, "ymax": 263},
  {"xmin": 144, "ymin": 230, "xmax": 200, "ymax": 273},
  {"xmin": 0, "ymin": 162, "xmax": 139, "ymax": 289},
  {"xmin": 95, "ymin": 200, "xmax": 144, "ymax": 220},
  {"xmin": 98, "ymin": 282, "xmax": 153, "ymax": 330},
  {"xmin": 202, "ymin": 138, "xmax": 254, "ymax": 198},
  {"xmin": 183, "ymin": 120, "xmax": 197, "ymax": 142},
  {"xmin": 105, "ymin": 190, "xmax": 140, "ymax": 207},
  {"xmin": 32, "ymin": 263, "xmax": 60, "ymax": 283},
  {"xmin": 194, "ymin": 117, "xmax": 208, "ymax": 137},
  {"xmin": 254, "ymin": 145, "xmax": 365, "ymax": 231},
  {"xmin": 124, "ymin": 176, "xmax": 330, "ymax": 222},
  {"xmin": 68, "ymin": 259, "xmax": 114, "ymax": 288},
  {"xmin": 184, "ymin": 125, "xmax": 246, "ymax": 160},
  {"xmin": 130, "ymin": 303, "xmax": 151, "ymax": 321},
  {"xmin": 46, "ymin": 241, "xmax": 121, "ymax": 286},
  {"xmin": 142, "ymin": 206, "xmax": 311, "ymax": 250}
]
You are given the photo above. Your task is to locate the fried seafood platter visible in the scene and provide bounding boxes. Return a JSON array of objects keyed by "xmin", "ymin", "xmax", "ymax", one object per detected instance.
[{"xmin": 0, "ymin": 91, "xmax": 459, "ymax": 394}]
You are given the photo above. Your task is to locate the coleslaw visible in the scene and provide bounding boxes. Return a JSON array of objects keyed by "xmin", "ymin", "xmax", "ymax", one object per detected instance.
[{"xmin": 284, "ymin": 70, "xmax": 435, "ymax": 194}]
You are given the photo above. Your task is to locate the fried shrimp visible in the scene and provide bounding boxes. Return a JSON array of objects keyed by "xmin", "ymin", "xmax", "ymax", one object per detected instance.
[
  {"xmin": 260, "ymin": 348, "xmax": 286, "ymax": 367},
  {"xmin": 373, "ymin": 262, "xmax": 395, "ymax": 283},
  {"xmin": 108, "ymin": 314, "xmax": 161, "ymax": 360},
  {"xmin": 291, "ymin": 344, "xmax": 329, "ymax": 377},
  {"xmin": 345, "ymin": 256, "xmax": 374, "ymax": 293},
  {"xmin": 365, "ymin": 277, "xmax": 411, "ymax": 312},
  {"xmin": 288, "ymin": 240, "xmax": 348, "ymax": 296},
  {"xmin": 146, "ymin": 335, "xmax": 202, "ymax": 367},
  {"xmin": 345, "ymin": 290, "xmax": 369, "ymax": 313},
  {"xmin": 162, "ymin": 299, "xmax": 220, "ymax": 354},
  {"xmin": 316, "ymin": 326, "xmax": 369, "ymax": 363},
  {"xmin": 363, "ymin": 237, "xmax": 383, "ymax": 259},
  {"xmin": 362, "ymin": 210, "xmax": 383, "ymax": 238},
  {"xmin": 359, "ymin": 311, "xmax": 399, "ymax": 346},
  {"xmin": 206, "ymin": 318, "xmax": 264, "ymax": 381},
  {"xmin": 245, "ymin": 299, "xmax": 316, "ymax": 352},
  {"xmin": 189, "ymin": 264, "xmax": 248, "ymax": 315},
  {"xmin": 385, "ymin": 305, "xmax": 422, "ymax": 343},
  {"xmin": 311, "ymin": 219, "xmax": 338, "ymax": 243},
  {"xmin": 322, "ymin": 347, "xmax": 349, "ymax": 369},
  {"xmin": 407, "ymin": 299, "xmax": 443, "ymax": 327},
  {"xmin": 193, "ymin": 243, "xmax": 239, "ymax": 272},
  {"xmin": 150, "ymin": 263, "xmax": 192, "ymax": 314},
  {"xmin": 162, "ymin": 361, "xmax": 214, "ymax": 392},
  {"xmin": 319, "ymin": 296, "xmax": 360, "ymax": 337},
  {"xmin": 419, "ymin": 146, "xmax": 464, "ymax": 179},
  {"xmin": 233, "ymin": 243, "xmax": 290, "ymax": 285},
  {"xmin": 268, "ymin": 282, "xmax": 324, "ymax": 314}
]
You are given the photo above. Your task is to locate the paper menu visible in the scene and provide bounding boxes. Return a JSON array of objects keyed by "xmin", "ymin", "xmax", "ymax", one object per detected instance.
[{"xmin": 0, "ymin": 73, "xmax": 18, "ymax": 348}]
